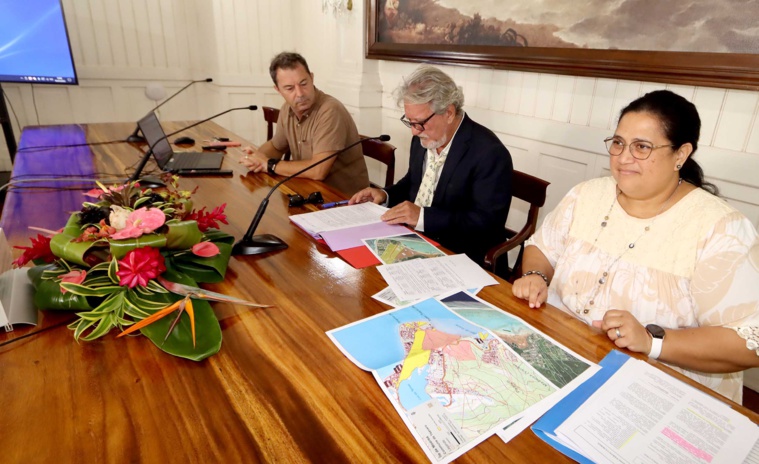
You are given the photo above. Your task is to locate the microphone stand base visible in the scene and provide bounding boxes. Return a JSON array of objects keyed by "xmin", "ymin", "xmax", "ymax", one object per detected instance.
[{"xmin": 232, "ymin": 234, "xmax": 288, "ymax": 256}]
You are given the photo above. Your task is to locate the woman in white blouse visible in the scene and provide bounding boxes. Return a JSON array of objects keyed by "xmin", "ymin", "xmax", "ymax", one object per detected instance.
[{"xmin": 512, "ymin": 90, "xmax": 759, "ymax": 403}]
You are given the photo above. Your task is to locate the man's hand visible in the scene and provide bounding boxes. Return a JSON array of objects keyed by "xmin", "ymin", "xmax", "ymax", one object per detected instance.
[
  {"xmin": 240, "ymin": 146, "xmax": 268, "ymax": 173},
  {"xmin": 349, "ymin": 187, "xmax": 387, "ymax": 205},
  {"xmin": 382, "ymin": 201, "xmax": 421, "ymax": 227}
]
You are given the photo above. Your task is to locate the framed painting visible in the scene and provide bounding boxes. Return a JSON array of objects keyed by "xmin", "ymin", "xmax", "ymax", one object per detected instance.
[{"xmin": 366, "ymin": 0, "xmax": 759, "ymax": 90}]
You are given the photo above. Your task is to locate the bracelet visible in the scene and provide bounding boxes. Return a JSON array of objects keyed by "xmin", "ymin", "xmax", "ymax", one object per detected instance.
[{"xmin": 522, "ymin": 270, "xmax": 549, "ymax": 285}]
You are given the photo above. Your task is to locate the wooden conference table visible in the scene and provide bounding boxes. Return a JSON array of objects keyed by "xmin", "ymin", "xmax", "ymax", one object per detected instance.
[{"xmin": 1, "ymin": 121, "xmax": 756, "ymax": 463}]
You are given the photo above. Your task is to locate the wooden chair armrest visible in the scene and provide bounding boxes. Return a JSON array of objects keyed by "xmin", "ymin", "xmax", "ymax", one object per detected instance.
[{"xmin": 483, "ymin": 227, "xmax": 533, "ymax": 272}]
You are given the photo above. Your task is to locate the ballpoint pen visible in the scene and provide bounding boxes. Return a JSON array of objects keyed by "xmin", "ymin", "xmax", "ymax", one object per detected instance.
[{"xmin": 321, "ymin": 199, "xmax": 350, "ymax": 209}]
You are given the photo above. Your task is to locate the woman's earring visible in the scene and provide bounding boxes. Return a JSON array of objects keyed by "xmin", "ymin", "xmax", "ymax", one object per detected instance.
[{"xmin": 676, "ymin": 164, "xmax": 682, "ymax": 170}]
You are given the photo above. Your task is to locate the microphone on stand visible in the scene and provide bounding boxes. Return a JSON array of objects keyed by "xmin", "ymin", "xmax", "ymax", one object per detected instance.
[
  {"xmin": 232, "ymin": 134, "xmax": 391, "ymax": 256},
  {"xmin": 129, "ymin": 105, "xmax": 258, "ymax": 183},
  {"xmin": 126, "ymin": 78, "xmax": 214, "ymax": 143}
]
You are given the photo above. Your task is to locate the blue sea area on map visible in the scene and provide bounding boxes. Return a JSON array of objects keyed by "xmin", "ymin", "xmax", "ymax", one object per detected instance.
[
  {"xmin": 330, "ymin": 298, "xmax": 485, "ymax": 370},
  {"xmin": 454, "ymin": 308, "xmax": 532, "ymax": 335},
  {"xmin": 395, "ymin": 365, "xmax": 431, "ymax": 410}
]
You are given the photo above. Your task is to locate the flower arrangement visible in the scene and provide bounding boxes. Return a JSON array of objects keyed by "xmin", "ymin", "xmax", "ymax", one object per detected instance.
[{"xmin": 13, "ymin": 178, "xmax": 258, "ymax": 361}]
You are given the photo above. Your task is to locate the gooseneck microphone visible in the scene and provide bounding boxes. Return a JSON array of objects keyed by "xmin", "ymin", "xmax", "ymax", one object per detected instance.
[
  {"xmin": 232, "ymin": 134, "xmax": 391, "ymax": 256},
  {"xmin": 128, "ymin": 105, "xmax": 258, "ymax": 183},
  {"xmin": 126, "ymin": 78, "xmax": 214, "ymax": 143}
]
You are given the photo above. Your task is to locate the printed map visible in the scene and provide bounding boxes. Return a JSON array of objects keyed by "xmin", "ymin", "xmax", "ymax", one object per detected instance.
[{"xmin": 328, "ymin": 295, "xmax": 569, "ymax": 462}]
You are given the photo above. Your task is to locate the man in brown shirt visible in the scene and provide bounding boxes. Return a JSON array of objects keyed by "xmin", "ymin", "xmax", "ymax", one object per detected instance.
[{"xmin": 241, "ymin": 52, "xmax": 369, "ymax": 196}]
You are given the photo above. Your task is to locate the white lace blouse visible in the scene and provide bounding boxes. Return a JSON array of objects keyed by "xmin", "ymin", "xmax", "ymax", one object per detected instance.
[{"xmin": 526, "ymin": 177, "xmax": 759, "ymax": 403}]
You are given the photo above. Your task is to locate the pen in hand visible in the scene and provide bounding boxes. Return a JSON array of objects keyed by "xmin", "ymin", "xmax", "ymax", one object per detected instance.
[{"xmin": 321, "ymin": 200, "xmax": 350, "ymax": 209}]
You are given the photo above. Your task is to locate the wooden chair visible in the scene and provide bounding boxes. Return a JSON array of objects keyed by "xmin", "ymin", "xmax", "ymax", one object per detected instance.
[
  {"xmin": 360, "ymin": 135, "xmax": 396, "ymax": 188},
  {"xmin": 484, "ymin": 170, "xmax": 550, "ymax": 282},
  {"xmin": 262, "ymin": 106, "xmax": 291, "ymax": 160},
  {"xmin": 263, "ymin": 106, "xmax": 280, "ymax": 141}
]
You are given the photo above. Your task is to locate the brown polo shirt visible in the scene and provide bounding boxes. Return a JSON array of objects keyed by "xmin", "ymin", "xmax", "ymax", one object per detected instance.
[{"xmin": 271, "ymin": 89, "xmax": 369, "ymax": 196}]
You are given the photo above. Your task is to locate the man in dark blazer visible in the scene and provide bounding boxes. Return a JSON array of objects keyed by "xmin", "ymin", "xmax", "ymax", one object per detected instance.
[{"xmin": 349, "ymin": 65, "xmax": 513, "ymax": 265}]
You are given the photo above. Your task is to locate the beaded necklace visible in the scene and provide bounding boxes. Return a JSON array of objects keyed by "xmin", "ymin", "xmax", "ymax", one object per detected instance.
[{"xmin": 574, "ymin": 178, "xmax": 682, "ymax": 316}]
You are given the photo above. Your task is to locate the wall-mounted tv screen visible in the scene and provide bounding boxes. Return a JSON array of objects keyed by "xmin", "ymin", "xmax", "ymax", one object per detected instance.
[{"xmin": 0, "ymin": 0, "xmax": 78, "ymax": 85}]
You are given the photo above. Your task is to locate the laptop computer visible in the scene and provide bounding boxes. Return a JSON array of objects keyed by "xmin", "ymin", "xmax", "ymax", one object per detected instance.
[{"xmin": 137, "ymin": 112, "xmax": 224, "ymax": 173}]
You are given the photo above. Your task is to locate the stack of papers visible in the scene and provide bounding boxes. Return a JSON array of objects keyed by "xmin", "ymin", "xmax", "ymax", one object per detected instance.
[
  {"xmin": 290, "ymin": 203, "xmax": 443, "ymax": 268},
  {"xmin": 290, "ymin": 203, "xmax": 410, "ymax": 267},
  {"xmin": 533, "ymin": 350, "xmax": 759, "ymax": 463},
  {"xmin": 0, "ymin": 228, "xmax": 36, "ymax": 330}
]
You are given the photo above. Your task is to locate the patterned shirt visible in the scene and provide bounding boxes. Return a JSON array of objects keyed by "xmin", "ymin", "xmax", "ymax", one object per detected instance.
[{"xmin": 527, "ymin": 176, "xmax": 759, "ymax": 403}]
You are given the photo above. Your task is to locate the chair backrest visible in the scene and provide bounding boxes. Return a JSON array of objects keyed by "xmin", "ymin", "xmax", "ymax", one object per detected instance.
[
  {"xmin": 263, "ymin": 106, "xmax": 280, "ymax": 141},
  {"xmin": 484, "ymin": 170, "xmax": 550, "ymax": 281},
  {"xmin": 360, "ymin": 135, "xmax": 396, "ymax": 189}
]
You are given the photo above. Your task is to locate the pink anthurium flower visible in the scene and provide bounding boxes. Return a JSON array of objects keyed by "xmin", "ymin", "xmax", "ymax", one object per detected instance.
[
  {"xmin": 59, "ymin": 270, "xmax": 87, "ymax": 294},
  {"xmin": 110, "ymin": 207, "xmax": 166, "ymax": 240},
  {"xmin": 191, "ymin": 242, "xmax": 220, "ymax": 258}
]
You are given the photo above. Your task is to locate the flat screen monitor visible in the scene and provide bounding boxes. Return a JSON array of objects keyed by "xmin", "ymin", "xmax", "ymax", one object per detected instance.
[{"xmin": 0, "ymin": 0, "xmax": 78, "ymax": 85}]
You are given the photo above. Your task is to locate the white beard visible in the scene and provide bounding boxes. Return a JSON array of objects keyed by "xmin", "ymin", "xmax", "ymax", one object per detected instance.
[{"xmin": 419, "ymin": 133, "xmax": 448, "ymax": 151}]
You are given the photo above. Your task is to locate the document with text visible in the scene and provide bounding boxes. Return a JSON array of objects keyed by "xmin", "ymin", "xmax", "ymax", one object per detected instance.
[
  {"xmin": 377, "ymin": 254, "xmax": 498, "ymax": 301},
  {"xmin": 289, "ymin": 202, "xmax": 389, "ymax": 238},
  {"xmin": 553, "ymin": 356, "xmax": 758, "ymax": 463}
]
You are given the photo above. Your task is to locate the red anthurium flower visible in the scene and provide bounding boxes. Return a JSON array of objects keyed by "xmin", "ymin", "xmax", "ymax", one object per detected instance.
[
  {"xmin": 187, "ymin": 204, "xmax": 228, "ymax": 232},
  {"xmin": 12, "ymin": 234, "xmax": 55, "ymax": 268},
  {"xmin": 59, "ymin": 270, "xmax": 87, "ymax": 294},
  {"xmin": 191, "ymin": 241, "xmax": 220, "ymax": 258},
  {"xmin": 116, "ymin": 247, "xmax": 166, "ymax": 288}
]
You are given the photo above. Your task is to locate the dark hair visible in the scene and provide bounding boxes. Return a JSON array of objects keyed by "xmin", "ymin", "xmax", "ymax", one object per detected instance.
[
  {"xmin": 269, "ymin": 52, "xmax": 311, "ymax": 86},
  {"xmin": 620, "ymin": 90, "xmax": 719, "ymax": 196}
]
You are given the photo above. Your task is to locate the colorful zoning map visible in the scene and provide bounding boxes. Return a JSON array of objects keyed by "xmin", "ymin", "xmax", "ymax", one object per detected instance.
[
  {"xmin": 439, "ymin": 292, "xmax": 592, "ymax": 388},
  {"xmin": 364, "ymin": 233, "xmax": 445, "ymax": 264},
  {"xmin": 328, "ymin": 292, "xmax": 593, "ymax": 463}
]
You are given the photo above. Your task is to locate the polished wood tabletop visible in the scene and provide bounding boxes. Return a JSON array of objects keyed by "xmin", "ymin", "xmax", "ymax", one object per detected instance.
[{"xmin": 1, "ymin": 121, "xmax": 756, "ymax": 463}]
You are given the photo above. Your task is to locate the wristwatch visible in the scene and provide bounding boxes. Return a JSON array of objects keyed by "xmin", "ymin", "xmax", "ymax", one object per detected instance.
[
  {"xmin": 645, "ymin": 324, "xmax": 666, "ymax": 359},
  {"xmin": 267, "ymin": 158, "xmax": 280, "ymax": 175}
]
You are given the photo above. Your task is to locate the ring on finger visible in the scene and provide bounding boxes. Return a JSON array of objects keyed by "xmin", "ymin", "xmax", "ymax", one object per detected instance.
[{"xmin": 615, "ymin": 328, "xmax": 621, "ymax": 339}]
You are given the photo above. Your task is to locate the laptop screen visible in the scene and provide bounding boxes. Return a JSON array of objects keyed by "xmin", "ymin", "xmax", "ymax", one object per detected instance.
[{"xmin": 137, "ymin": 112, "xmax": 173, "ymax": 169}]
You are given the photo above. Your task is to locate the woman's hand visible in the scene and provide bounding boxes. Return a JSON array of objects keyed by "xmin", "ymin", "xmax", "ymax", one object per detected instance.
[
  {"xmin": 512, "ymin": 275, "xmax": 548, "ymax": 309},
  {"xmin": 593, "ymin": 310, "xmax": 652, "ymax": 354}
]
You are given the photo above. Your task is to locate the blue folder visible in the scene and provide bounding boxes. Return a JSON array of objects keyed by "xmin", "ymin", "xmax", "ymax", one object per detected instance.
[{"xmin": 531, "ymin": 350, "xmax": 631, "ymax": 463}]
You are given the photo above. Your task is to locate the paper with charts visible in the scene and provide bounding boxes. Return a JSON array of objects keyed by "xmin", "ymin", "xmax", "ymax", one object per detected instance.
[{"xmin": 327, "ymin": 291, "xmax": 596, "ymax": 463}]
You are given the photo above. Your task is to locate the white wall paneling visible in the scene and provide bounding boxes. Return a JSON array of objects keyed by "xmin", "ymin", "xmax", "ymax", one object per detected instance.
[{"xmin": 5, "ymin": 0, "xmax": 759, "ymax": 225}]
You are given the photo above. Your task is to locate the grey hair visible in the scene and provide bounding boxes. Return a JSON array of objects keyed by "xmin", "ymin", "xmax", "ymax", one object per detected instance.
[{"xmin": 393, "ymin": 65, "xmax": 464, "ymax": 115}]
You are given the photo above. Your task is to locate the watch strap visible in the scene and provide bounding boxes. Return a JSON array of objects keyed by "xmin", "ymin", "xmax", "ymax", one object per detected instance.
[
  {"xmin": 648, "ymin": 336, "xmax": 663, "ymax": 359},
  {"xmin": 267, "ymin": 158, "xmax": 279, "ymax": 175}
]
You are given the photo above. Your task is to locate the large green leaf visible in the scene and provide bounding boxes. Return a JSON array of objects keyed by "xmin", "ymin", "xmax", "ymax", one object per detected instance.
[
  {"xmin": 29, "ymin": 267, "xmax": 93, "ymax": 310},
  {"xmin": 126, "ymin": 268, "xmax": 221, "ymax": 361},
  {"xmin": 203, "ymin": 228, "xmax": 236, "ymax": 245},
  {"xmin": 49, "ymin": 215, "xmax": 95, "ymax": 267},
  {"xmin": 170, "ymin": 242, "xmax": 233, "ymax": 283},
  {"xmin": 109, "ymin": 234, "xmax": 168, "ymax": 260},
  {"xmin": 164, "ymin": 221, "xmax": 202, "ymax": 250}
]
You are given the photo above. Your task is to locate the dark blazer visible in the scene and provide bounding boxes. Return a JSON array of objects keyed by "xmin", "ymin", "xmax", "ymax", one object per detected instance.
[{"xmin": 385, "ymin": 114, "xmax": 513, "ymax": 264}]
